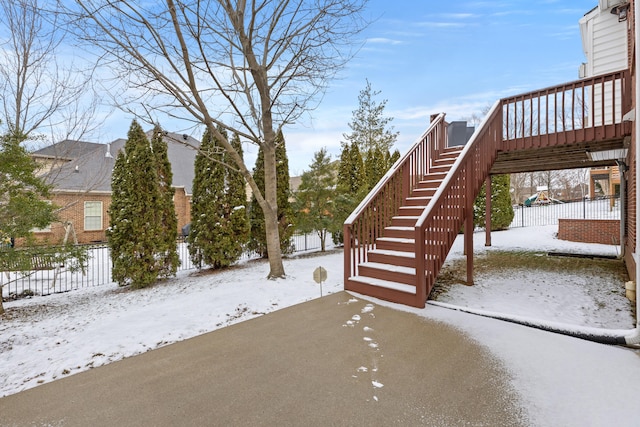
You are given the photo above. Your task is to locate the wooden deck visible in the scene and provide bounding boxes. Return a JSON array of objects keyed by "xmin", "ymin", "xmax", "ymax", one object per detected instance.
[{"xmin": 344, "ymin": 69, "xmax": 633, "ymax": 308}]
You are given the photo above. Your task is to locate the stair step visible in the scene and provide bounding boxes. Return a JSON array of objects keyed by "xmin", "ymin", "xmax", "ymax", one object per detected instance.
[
  {"xmin": 376, "ymin": 236, "xmax": 415, "ymax": 252},
  {"xmin": 348, "ymin": 275, "xmax": 416, "ymax": 295},
  {"xmin": 391, "ymin": 215, "xmax": 419, "ymax": 227},
  {"xmin": 383, "ymin": 226, "xmax": 414, "ymax": 239},
  {"xmin": 360, "ymin": 261, "xmax": 415, "ymax": 275},
  {"xmin": 368, "ymin": 249, "xmax": 415, "ymax": 268},
  {"xmin": 405, "ymin": 196, "xmax": 432, "ymax": 206},
  {"xmin": 417, "ymin": 179, "xmax": 442, "ymax": 185},
  {"xmin": 423, "ymin": 172, "xmax": 447, "ymax": 180},
  {"xmin": 437, "ymin": 151, "xmax": 462, "ymax": 159},
  {"xmin": 398, "ymin": 206, "xmax": 426, "ymax": 214},
  {"xmin": 412, "ymin": 187, "xmax": 437, "ymax": 197},
  {"xmin": 432, "ymin": 157, "xmax": 456, "ymax": 166},
  {"xmin": 429, "ymin": 165, "xmax": 453, "ymax": 174},
  {"xmin": 358, "ymin": 260, "xmax": 416, "ymax": 278}
]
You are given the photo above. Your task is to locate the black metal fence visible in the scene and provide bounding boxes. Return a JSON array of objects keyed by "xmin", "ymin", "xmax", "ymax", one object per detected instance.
[
  {"xmin": 1, "ymin": 232, "xmax": 330, "ymax": 301},
  {"xmin": 6, "ymin": 196, "xmax": 618, "ymax": 301},
  {"xmin": 509, "ymin": 195, "xmax": 620, "ymax": 228}
]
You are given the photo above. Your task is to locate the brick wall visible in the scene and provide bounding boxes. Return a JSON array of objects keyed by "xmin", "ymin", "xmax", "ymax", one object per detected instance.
[
  {"xmin": 558, "ymin": 219, "xmax": 620, "ymax": 245},
  {"xmin": 174, "ymin": 187, "xmax": 192, "ymax": 235},
  {"xmin": 30, "ymin": 188, "xmax": 192, "ymax": 245}
]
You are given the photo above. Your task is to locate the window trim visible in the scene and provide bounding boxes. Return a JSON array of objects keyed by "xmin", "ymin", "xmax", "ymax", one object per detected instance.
[{"xmin": 84, "ymin": 201, "xmax": 103, "ymax": 231}]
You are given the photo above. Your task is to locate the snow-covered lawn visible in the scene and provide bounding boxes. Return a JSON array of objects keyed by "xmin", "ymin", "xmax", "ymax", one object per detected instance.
[{"xmin": 1, "ymin": 225, "xmax": 639, "ymax": 426}]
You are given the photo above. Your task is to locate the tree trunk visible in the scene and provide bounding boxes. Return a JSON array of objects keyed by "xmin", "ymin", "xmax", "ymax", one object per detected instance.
[{"xmin": 263, "ymin": 143, "xmax": 285, "ymax": 278}]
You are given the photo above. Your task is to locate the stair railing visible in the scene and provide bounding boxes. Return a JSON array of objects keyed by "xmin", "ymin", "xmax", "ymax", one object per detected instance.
[
  {"xmin": 343, "ymin": 113, "xmax": 447, "ymax": 285},
  {"xmin": 414, "ymin": 101, "xmax": 503, "ymax": 305}
]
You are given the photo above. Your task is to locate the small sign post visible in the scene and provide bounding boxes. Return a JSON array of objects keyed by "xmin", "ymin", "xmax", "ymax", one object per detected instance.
[{"xmin": 313, "ymin": 266, "xmax": 327, "ymax": 297}]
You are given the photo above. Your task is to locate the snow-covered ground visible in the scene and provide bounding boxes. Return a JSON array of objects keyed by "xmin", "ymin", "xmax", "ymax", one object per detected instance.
[{"xmin": 1, "ymin": 225, "xmax": 639, "ymax": 426}]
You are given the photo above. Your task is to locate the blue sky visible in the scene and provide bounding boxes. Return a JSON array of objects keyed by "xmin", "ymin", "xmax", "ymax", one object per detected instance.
[
  {"xmin": 279, "ymin": 0, "xmax": 597, "ymax": 174},
  {"xmin": 94, "ymin": 1, "xmax": 597, "ymax": 175}
]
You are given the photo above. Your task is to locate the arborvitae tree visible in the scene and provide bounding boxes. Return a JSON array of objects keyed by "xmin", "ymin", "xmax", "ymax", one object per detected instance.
[
  {"xmin": 249, "ymin": 130, "xmax": 294, "ymax": 257},
  {"xmin": 108, "ymin": 120, "xmax": 163, "ymax": 288},
  {"xmin": 275, "ymin": 132, "xmax": 295, "ymax": 253},
  {"xmin": 188, "ymin": 126, "xmax": 226, "ymax": 268},
  {"xmin": 386, "ymin": 149, "xmax": 401, "ymax": 169},
  {"xmin": 294, "ymin": 148, "xmax": 335, "ymax": 251},
  {"xmin": 337, "ymin": 142, "xmax": 366, "ymax": 195},
  {"xmin": 332, "ymin": 142, "xmax": 367, "ymax": 245},
  {"xmin": 364, "ymin": 146, "xmax": 386, "ymax": 191},
  {"xmin": 189, "ymin": 128, "xmax": 249, "ymax": 269},
  {"xmin": 223, "ymin": 132, "xmax": 250, "ymax": 263},
  {"xmin": 150, "ymin": 125, "xmax": 180, "ymax": 277},
  {"xmin": 474, "ymin": 174, "xmax": 515, "ymax": 231}
]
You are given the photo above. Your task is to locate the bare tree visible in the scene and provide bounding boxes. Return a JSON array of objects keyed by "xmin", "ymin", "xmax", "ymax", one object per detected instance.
[
  {"xmin": 0, "ymin": 0, "xmax": 101, "ymax": 144},
  {"xmin": 63, "ymin": 0, "xmax": 368, "ymax": 278}
]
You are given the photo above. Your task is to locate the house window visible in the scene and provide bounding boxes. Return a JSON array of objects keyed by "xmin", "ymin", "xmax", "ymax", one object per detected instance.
[{"xmin": 84, "ymin": 201, "xmax": 103, "ymax": 231}]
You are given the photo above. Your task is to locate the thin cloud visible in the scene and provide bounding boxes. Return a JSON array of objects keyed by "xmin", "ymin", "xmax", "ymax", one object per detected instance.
[
  {"xmin": 440, "ymin": 13, "xmax": 478, "ymax": 19},
  {"xmin": 415, "ymin": 21, "xmax": 468, "ymax": 28},
  {"xmin": 366, "ymin": 37, "xmax": 404, "ymax": 45}
]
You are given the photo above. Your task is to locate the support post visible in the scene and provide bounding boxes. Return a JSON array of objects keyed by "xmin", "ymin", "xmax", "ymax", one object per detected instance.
[
  {"xmin": 343, "ymin": 224, "xmax": 352, "ymax": 290},
  {"xmin": 465, "ymin": 169, "xmax": 474, "ymax": 286},
  {"xmin": 485, "ymin": 175, "xmax": 492, "ymax": 247}
]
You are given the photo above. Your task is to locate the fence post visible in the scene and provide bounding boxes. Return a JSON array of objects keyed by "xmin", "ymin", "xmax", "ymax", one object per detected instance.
[{"xmin": 583, "ymin": 196, "xmax": 586, "ymax": 219}]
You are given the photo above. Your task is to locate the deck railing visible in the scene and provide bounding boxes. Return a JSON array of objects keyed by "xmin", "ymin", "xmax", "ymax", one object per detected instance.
[{"xmin": 502, "ymin": 69, "xmax": 631, "ymax": 150}]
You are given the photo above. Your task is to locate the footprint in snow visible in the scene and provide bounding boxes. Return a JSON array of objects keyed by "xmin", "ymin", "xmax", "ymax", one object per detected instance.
[{"xmin": 361, "ymin": 304, "xmax": 375, "ymax": 314}]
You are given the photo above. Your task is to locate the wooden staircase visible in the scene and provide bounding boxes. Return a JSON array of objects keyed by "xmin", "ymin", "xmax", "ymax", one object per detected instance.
[
  {"xmin": 344, "ymin": 70, "xmax": 631, "ymax": 309},
  {"xmin": 346, "ymin": 147, "xmax": 463, "ymax": 306}
]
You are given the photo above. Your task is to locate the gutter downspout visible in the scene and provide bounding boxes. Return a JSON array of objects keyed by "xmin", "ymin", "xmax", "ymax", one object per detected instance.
[
  {"xmin": 630, "ymin": 0, "xmax": 640, "ymax": 346},
  {"xmin": 616, "ymin": 159, "xmax": 626, "ymax": 258}
]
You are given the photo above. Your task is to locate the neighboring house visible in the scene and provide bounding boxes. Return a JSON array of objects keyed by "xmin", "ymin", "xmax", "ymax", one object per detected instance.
[{"xmin": 31, "ymin": 132, "xmax": 200, "ymax": 244}]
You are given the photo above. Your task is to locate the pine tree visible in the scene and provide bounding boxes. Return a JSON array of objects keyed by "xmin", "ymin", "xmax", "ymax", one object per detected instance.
[
  {"xmin": 294, "ymin": 148, "xmax": 335, "ymax": 251},
  {"xmin": 108, "ymin": 120, "xmax": 163, "ymax": 288},
  {"xmin": 150, "ymin": 125, "xmax": 179, "ymax": 277},
  {"xmin": 249, "ymin": 130, "xmax": 294, "ymax": 257},
  {"xmin": 188, "ymin": 126, "xmax": 226, "ymax": 268},
  {"xmin": 0, "ymin": 129, "xmax": 59, "ymax": 314},
  {"xmin": 343, "ymin": 79, "xmax": 399, "ymax": 160},
  {"xmin": 0, "ymin": 131, "xmax": 56, "ymax": 239},
  {"xmin": 474, "ymin": 174, "xmax": 515, "ymax": 231}
]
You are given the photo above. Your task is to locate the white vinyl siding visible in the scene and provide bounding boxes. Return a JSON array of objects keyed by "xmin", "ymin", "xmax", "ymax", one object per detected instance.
[{"xmin": 580, "ymin": 6, "xmax": 628, "ymax": 78}]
